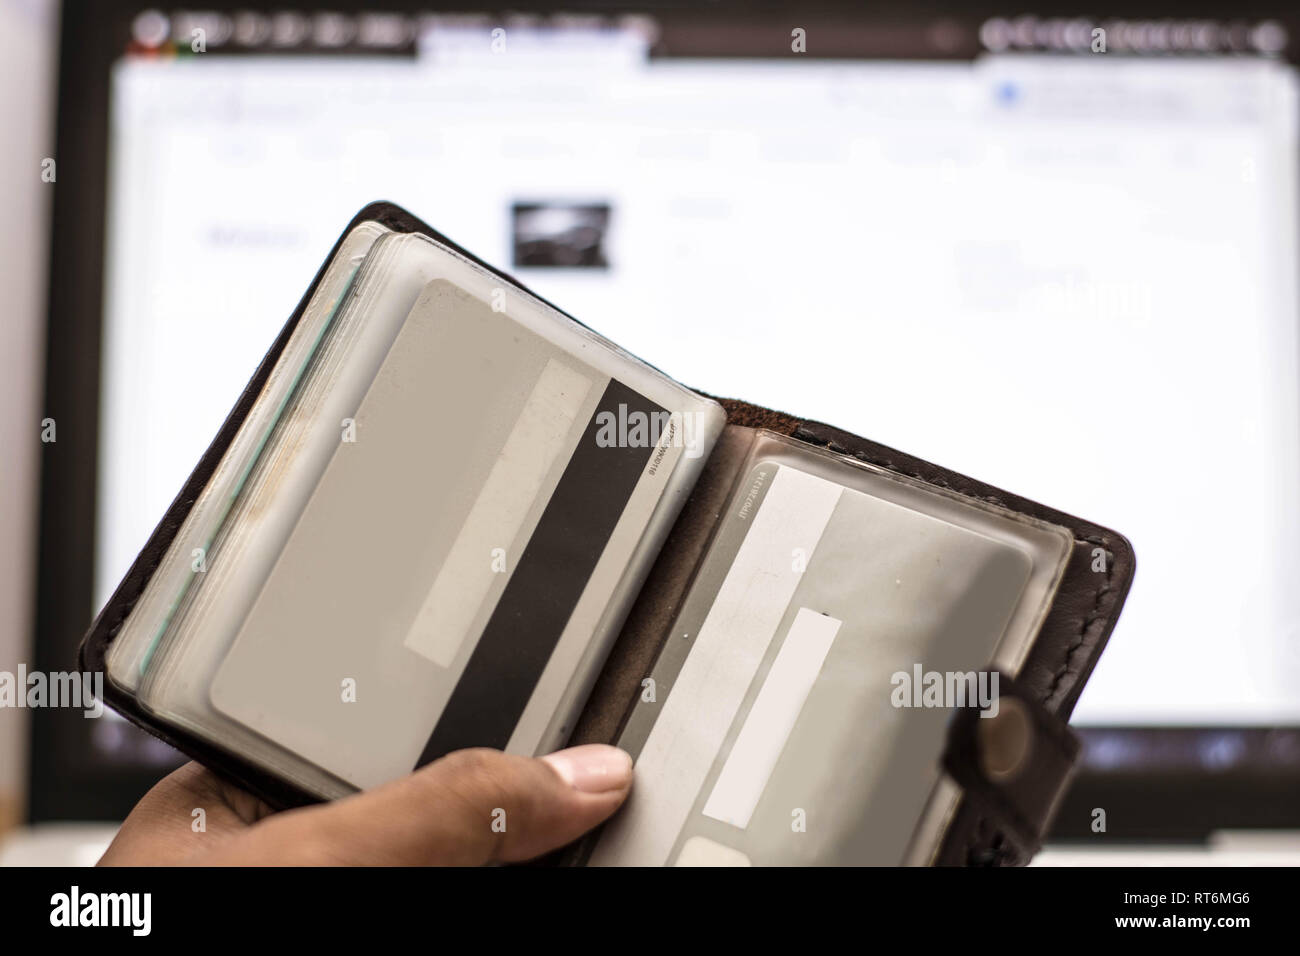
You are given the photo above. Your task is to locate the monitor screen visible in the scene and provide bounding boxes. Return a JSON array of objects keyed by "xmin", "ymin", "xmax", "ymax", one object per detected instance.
[
  {"xmin": 47, "ymin": 10, "xmax": 1297, "ymax": 827},
  {"xmin": 98, "ymin": 13, "xmax": 1300, "ymax": 725}
]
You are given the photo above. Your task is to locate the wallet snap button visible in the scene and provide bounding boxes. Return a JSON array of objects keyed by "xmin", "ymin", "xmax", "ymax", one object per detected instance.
[{"xmin": 976, "ymin": 696, "xmax": 1033, "ymax": 781}]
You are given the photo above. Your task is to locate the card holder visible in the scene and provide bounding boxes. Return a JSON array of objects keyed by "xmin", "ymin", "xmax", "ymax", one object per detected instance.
[
  {"xmin": 580, "ymin": 411, "xmax": 1131, "ymax": 864},
  {"xmin": 563, "ymin": 425, "xmax": 1121, "ymax": 865},
  {"xmin": 79, "ymin": 201, "xmax": 1134, "ymax": 865}
]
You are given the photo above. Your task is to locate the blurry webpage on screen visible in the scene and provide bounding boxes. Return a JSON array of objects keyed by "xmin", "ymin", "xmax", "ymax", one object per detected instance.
[{"xmin": 100, "ymin": 43, "xmax": 1300, "ymax": 726}]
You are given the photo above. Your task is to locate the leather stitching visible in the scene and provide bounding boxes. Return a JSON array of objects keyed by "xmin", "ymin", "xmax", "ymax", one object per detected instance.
[{"xmin": 1045, "ymin": 554, "xmax": 1113, "ymax": 709}]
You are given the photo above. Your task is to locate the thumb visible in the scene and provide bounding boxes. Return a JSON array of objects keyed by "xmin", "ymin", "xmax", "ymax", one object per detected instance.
[{"xmin": 206, "ymin": 745, "xmax": 633, "ymax": 866}]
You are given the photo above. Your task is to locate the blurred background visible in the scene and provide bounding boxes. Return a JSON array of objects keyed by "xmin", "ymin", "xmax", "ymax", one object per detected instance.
[{"xmin": 3, "ymin": 0, "xmax": 1300, "ymax": 865}]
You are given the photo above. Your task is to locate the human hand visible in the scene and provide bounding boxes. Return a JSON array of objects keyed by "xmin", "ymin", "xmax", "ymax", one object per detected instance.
[{"xmin": 97, "ymin": 744, "xmax": 632, "ymax": 866}]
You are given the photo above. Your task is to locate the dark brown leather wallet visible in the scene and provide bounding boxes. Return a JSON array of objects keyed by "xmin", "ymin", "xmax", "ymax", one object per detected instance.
[{"xmin": 80, "ymin": 201, "xmax": 1134, "ymax": 866}]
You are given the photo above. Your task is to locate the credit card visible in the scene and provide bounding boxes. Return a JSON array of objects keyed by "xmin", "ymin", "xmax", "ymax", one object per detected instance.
[
  {"xmin": 590, "ymin": 454, "xmax": 1054, "ymax": 866},
  {"xmin": 211, "ymin": 277, "xmax": 720, "ymax": 788}
]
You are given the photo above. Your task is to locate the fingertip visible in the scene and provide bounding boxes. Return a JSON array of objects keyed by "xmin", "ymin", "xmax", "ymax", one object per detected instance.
[{"xmin": 540, "ymin": 744, "xmax": 633, "ymax": 794}]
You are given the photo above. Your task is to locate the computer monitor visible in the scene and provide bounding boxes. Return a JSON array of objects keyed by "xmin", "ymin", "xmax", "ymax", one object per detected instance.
[{"xmin": 35, "ymin": 1, "xmax": 1300, "ymax": 832}]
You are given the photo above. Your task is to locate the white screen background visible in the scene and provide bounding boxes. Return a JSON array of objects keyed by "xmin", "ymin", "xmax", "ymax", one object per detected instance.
[{"xmin": 98, "ymin": 40, "xmax": 1300, "ymax": 724}]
